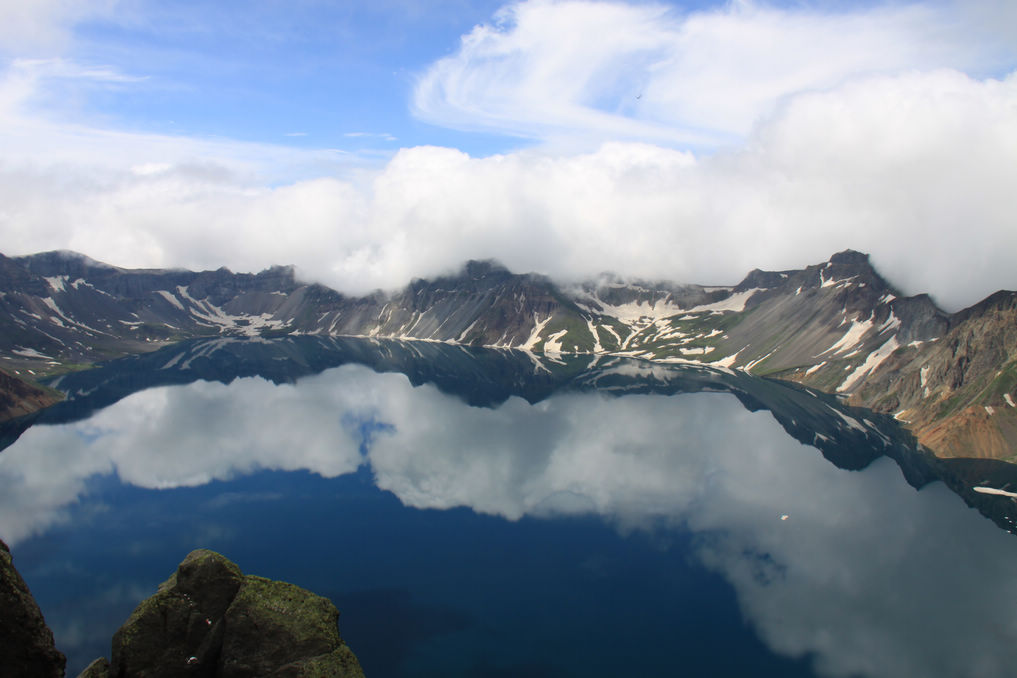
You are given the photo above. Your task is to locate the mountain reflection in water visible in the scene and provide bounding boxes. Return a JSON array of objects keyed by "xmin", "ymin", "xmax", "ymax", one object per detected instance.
[{"xmin": 2, "ymin": 337, "xmax": 1016, "ymax": 677}]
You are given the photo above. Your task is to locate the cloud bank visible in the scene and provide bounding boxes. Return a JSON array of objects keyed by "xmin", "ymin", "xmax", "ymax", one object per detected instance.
[
  {"xmin": 0, "ymin": 0, "xmax": 1015, "ymax": 311},
  {"xmin": 4, "ymin": 68, "xmax": 1016, "ymax": 309}
]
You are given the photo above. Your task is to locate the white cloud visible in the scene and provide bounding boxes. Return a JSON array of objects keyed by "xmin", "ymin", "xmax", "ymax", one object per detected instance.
[
  {"xmin": 4, "ymin": 68, "xmax": 1016, "ymax": 309},
  {"xmin": 413, "ymin": 0, "xmax": 1017, "ymax": 147},
  {"xmin": 0, "ymin": 1, "xmax": 1015, "ymax": 311},
  {"xmin": 324, "ymin": 68, "xmax": 1017, "ymax": 309}
]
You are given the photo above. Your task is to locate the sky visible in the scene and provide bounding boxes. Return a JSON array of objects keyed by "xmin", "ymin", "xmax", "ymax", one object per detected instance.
[{"xmin": 0, "ymin": 0, "xmax": 1015, "ymax": 310}]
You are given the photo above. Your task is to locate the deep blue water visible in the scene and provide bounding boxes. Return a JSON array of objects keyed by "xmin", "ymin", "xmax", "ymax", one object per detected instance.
[
  {"xmin": 3, "ymin": 340, "xmax": 1017, "ymax": 677},
  {"xmin": 14, "ymin": 468, "xmax": 813, "ymax": 677}
]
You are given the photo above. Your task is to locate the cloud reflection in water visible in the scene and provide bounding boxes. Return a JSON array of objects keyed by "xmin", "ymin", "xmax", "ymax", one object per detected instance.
[{"xmin": 2, "ymin": 363, "xmax": 1016, "ymax": 677}]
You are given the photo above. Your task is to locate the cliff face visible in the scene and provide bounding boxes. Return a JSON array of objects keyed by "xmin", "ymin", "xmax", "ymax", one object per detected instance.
[
  {"xmin": 850, "ymin": 291, "xmax": 1017, "ymax": 460},
  {"xmin": 0, "ymin": 539, "xmax": 66, "ymax": 678}
]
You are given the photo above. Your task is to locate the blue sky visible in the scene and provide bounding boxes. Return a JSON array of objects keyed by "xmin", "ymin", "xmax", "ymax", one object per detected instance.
[
  {"xmin": 56, "ymin": 1, "xmax": 513, "ymax": 154},
  {"xmin": 1, "ymin": 0, "xmax": 1016, "ymax": 309},
  {"xmin": 9, "ymin": 0, "xmax": 778, "ymax": 156}
]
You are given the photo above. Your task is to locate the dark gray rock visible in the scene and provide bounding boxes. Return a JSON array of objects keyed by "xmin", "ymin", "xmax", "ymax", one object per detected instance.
[{"xmin": 0, "ymin": 538, "xmax": 66, "ymax": 678}]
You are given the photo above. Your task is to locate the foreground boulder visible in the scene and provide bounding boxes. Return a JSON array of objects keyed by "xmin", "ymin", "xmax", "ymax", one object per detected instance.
[
  {"xmin": 84, "ymin": 549, "xmax": 364, "ymax": 678},
  {"xmin": 0, "ymin": 538, "xmax": 66, "ymax": 678}
]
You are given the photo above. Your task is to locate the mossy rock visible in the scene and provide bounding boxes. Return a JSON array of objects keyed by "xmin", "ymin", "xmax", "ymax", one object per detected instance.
[
  {"xmin": 110, "ymin": 550, "xmax": 240, "ymax": 677},
  {"xmin": 219, "ymin": 575, "xmax": 360, "ymax": 677},
  {"xmin": 93, "ymin": 549, "xmax": 363, "ymax": 678}
]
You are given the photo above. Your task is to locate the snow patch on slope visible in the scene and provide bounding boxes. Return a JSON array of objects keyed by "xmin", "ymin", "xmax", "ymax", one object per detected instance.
[
  {"xmin": 44, "ymin": 276, "xmax": 67, "ymax": 293},
  {"xmin": 820, "ymin": 271, "xmax": 857, "ymax": 289},
  {"xmin": 974, "ymin": 486, "xmax": 1017, "ymax": 499},
  {"xmin": 683, "ymin": 289, "xmax": 761, "ymax": 314},
  {"xmin": 582, "ymin": 297, "xmax": 684, "ymax": 323},
  {"xmin": 156, "ymin": 290, "xmax": 186, "ymax": 312},
  {"xmin": 837, "ymin": 336, "xmax": 900, "ymax": 393},
  {"xmin": 823, "ymin": 316, "xmax": 875, "ymax": 355},
  {"xmin": 12, "ymin": 347, "xmax": 51, "ymax": 359},
  {"xmin": 586, "ymin": 319, "xmax": 604, "ymax": 353},
  {"xmin": 804, "ymin": 362, "xmax": 826, "ymax": 376},
  {"xmin": 713, "ymin": 350, "xmax": 742, "ymax": 368},
  {"xmin": 543, "ymin": 329, "xmax": 568, "ymax": 354},
  {"xmin": 520, "ymin": 314, "xmax": 552, "ymax": 351},
  {"xmin": 171, "ymin": 285, "xmax": 288, "ymax": 335}
]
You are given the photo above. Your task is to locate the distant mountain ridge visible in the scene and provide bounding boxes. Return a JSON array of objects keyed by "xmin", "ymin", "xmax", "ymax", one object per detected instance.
[{"xmin": 1, "ymin": 249, "xmax": 1015, "ymax": 461}]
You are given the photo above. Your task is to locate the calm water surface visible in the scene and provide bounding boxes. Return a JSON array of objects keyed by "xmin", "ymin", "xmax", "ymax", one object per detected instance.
[{"xmin": 2, "ymin": 338, "xmax": 1016, "ymax": 677}]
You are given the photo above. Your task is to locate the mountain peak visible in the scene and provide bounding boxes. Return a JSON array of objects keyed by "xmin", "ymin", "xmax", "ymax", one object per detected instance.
[
  {"xmin": 828, "ymin": 249, "xmax": 871, "ymax": 266},
  {"xmin": 817, "ymin": 248, "xmax": 898, "ymax": 295}
]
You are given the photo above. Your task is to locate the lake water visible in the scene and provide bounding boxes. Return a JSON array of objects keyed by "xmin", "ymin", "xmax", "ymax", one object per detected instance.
[{"xmin": 3, "ymin": 336, "xmax": 1017, "ymax": 677}]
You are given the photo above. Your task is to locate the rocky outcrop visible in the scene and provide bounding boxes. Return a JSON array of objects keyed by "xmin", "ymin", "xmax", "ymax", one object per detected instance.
[
  {"xmin": 0, "ymin": 538, "xmax": 66, "ymax": 678},
  {"xmin": 82, "ymin": 549, "xmax": 364, "ymax": 678},
  {"xmin": 852, "ymin": 290, "xmax": 1017, "ymax": 460},
  {"xmin": 0, "ymin": 368, "xmax": 61, "ymax": 422}
]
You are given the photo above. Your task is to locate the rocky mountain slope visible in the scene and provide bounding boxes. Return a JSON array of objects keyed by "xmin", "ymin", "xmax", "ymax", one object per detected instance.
[
  {"xmin": 852, "ymin": 290, "xmax": 1017, "ymax": 458},
  {"xmin": 0, "ymin": 368, "xmax": 60, "ymax": 421},
  {"xmin": 1, "ymin": 249, "xmax": 1014, "ymax": 461}
]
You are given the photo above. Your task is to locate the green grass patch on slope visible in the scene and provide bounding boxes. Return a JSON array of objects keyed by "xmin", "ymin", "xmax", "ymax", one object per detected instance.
[{"xmin": 542, "ymin": 314, "xmax": 596, "ymax": 353}]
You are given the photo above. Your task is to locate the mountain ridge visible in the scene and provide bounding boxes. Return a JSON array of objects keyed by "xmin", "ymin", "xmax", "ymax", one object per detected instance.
[{"xmin": 1, "ymin": 248, "xmax": 1014, "ymax": 461}]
